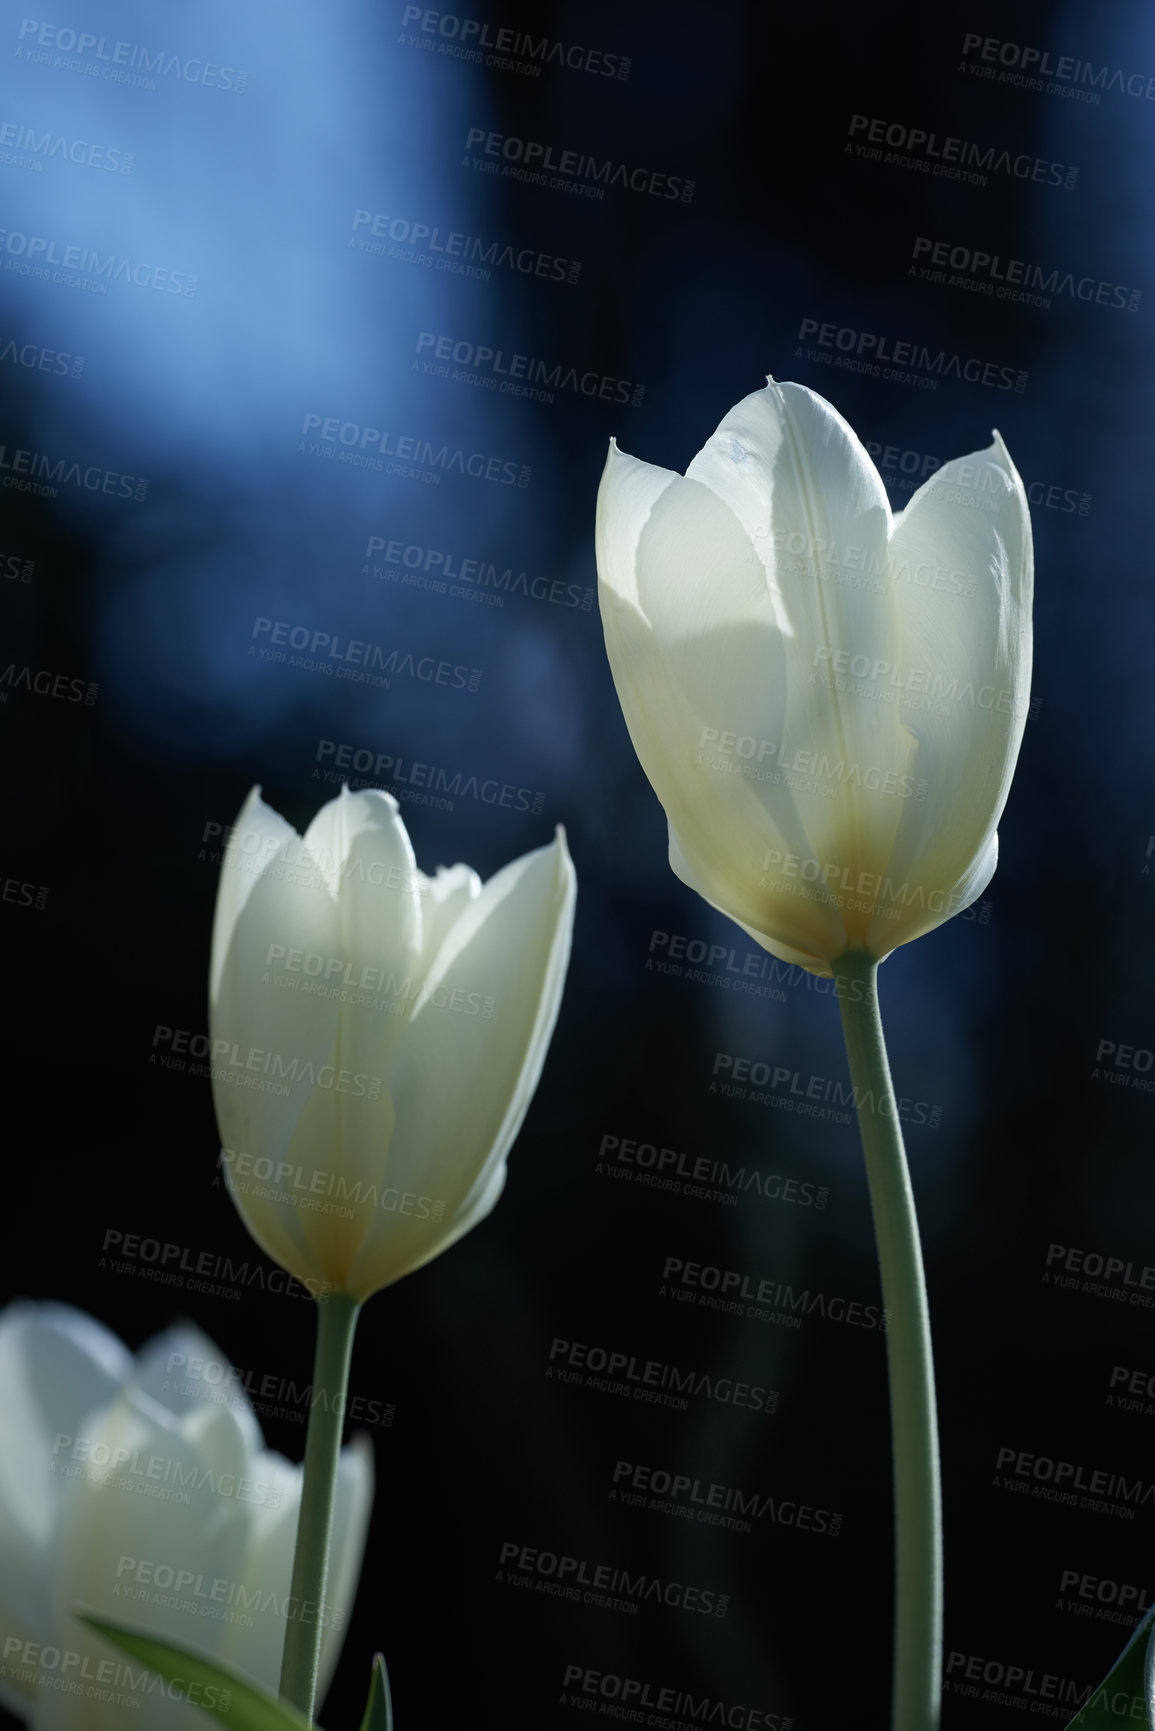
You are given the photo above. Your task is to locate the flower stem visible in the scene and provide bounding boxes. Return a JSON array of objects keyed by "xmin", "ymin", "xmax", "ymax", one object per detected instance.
[
  {"xmin": 833, "ymin": 948, "xmax": 941, "ymax": 1731},
  {"xmin": 279, "ymin": 1292, "xmax": 361, "ymax": 1722}
]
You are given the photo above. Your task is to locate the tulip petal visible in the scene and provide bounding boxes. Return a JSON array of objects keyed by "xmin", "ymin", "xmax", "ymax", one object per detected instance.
[
  {"xmin": 39, "ymin": 1389, "xmax": 257, "ymax": 1731},
  {"xmin": 210, "ymin": 792, "xmax": 352, "ymax": 1290},
  {"xmin": 417, "ymin": 865, "xmax": 482, "ymax": 972},
  {"xmin": 209, "ymin": 788, "xmax": 303, "ymax": 1007},
  {"xmin": 132, "ymin": 1325, "xmax": 264, "ymax": 1464},
  {"xmin": 316, "ymin": 1436, "xmax": 374, "ymax": 1704},
  {"xmin": 211, "ymin": 1433, "xmax": 370, "ymax": 1703},
  {"xmin": 598, "ymin": 440, "xmax": 850, "ymax": 967},
  {"xmin": 685, "ymin": 383, "xmax": 917, "ymax": 902},
  {"xmin": 344, "ymin": 829, "xmax": 575, "ymax": 1299},
  {"xmin": 0, "ymin": 1303, "xmax": 135, "ymax": 1684},
  {"xmin": 864, "ymin": 433, "xmax": 1033, "ymax": 956}
]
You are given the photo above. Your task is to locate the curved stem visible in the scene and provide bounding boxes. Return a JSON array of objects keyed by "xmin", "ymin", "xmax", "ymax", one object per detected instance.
[
  {"xmin": 278, "ymin": 1292, "xmax": 361, "ymax": 1722},
  {"xmin": 833, "ymin": 948, "xmax": 941, "ymax": 1731}
]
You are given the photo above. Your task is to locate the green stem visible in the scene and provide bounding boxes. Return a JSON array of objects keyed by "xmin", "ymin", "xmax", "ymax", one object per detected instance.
[
  {"xmin": 278, "ymin": 1292, "xmax": 361, "ymax": 1722},
  {"xmin": 833, "ymin": 948, "xmax": 941, "ymax": 1731}
]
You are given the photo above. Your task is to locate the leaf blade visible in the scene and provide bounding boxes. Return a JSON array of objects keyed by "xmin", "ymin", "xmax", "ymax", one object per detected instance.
[{"xmin": 74, "ymin": 1606, "xmax": 315, "ymax": 1731}]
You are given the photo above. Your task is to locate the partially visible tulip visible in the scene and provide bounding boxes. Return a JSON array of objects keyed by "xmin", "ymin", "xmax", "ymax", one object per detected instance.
[
  {"xmin": 209, "ymin": 786, "xmax": 576, "ymax": 1304},
  {"xmin": 596, "ymin": 377, "xmax": 1033, "ymax": 975},
  {"xmin": 0, "ymin": 1301, "xmax": 372, "ymax": 1731}
]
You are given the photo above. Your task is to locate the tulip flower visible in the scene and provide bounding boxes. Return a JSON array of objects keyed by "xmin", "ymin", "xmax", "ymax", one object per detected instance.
[
  {"xmin": 209, "ymin": 783, "xmax": 575, "ymax": 1717},
  {"xmin": 596, "ymin": 377, "xmax": 1033, "ymax": 976},
  {"xmin": 209, "ymin": 785, "xmax": 576, "ymax": 1306},
  {"xmin": 0, "ymin": 1301, "xmax": 372, "ymax": 1731},
  {"xmin": 596, "ymin": 379, "xmax": 1034, "ymax": 1731}
]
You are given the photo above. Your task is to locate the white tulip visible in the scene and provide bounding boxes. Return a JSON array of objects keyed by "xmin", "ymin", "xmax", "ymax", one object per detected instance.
[
  {"xmin": 0, "ymin": 1302, "xmax": 372, "ymax": 1730},
  {"xmin": 596, "ymin": 378, "xmax": 1033, "ymax": 975},
  {"xmin": 209, "ymin": 786, "xmax": 576, "ymax": 1303}
]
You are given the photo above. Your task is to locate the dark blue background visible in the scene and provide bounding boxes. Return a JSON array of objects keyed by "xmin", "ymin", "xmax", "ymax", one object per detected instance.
[{"xmin": 3, "ymin": 0, "xmax": 1154, "ymax": 1725}]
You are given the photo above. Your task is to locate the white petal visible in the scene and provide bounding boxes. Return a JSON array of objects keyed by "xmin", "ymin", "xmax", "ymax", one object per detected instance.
[
  {"xmin": 0, "ymin": 1303, "xmax": 135, "ymax": 1673},
  {"xmin": 38, "ymin": 1390, "xmax": 257, "ymax": 1731},
  {"xmin": 417, "ymin": 865, "xmax": 482, "ymax": 972},
  {"xmin": 209, "ymin": 1434, "xmax": 372, "ymax": 1701},
  {"xmin": 316, "ymin": 1436, "xmax": 374, "ymax": 1705},
  {"xmin": 345, "ymin": 829, "xmax": 576, "ymax": 1299},
  {"xmin": 209, "ymin": 788, "xmax": 350, "ymax": 1289},
  {"xmin": 131, "ymin": 1324, "xmax": 263, "ymax": 1463},
  {"xmin": 209, "ymin": 788, "xmax": 302, "ymax": 1006},
  {"xmin": 598, "ymin": 439, "xmax": 850, "ymax": 963},
  {"xmin": 865, "ymin": 433, "xmax": 1033, "ymax": 957}
]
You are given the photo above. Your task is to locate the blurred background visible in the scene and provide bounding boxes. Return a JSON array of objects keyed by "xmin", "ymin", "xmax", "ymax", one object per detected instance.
[{"xmin": 2, "ymin": 0, "xmax": 1154, "ymax": 1724}]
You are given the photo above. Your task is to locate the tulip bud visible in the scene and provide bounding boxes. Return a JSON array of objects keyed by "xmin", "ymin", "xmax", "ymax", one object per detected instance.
[
  {"xmin": 596, "ymin": 377, "xmax": 1033, "ymax": 973},
  {"xmin": 209, "ymin": 786, "xmax": 576, "ymax": 1302}
]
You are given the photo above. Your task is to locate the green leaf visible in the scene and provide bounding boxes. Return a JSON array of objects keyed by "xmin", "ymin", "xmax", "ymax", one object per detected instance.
[
  {"xmin": 1061, "ymin": 1600, "xmax": 1155, "ymax": 1727},
  {"xmin": 358, "ymin": 1653, "xmax": 394, "ymax": 1731},
  {"xmin": 73, "ymin": 1606, "xmax": 315, "ymax": 1731}
]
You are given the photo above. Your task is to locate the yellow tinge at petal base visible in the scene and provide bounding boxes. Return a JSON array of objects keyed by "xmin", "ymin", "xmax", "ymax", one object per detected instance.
[
  {"xmin": 596, "ymin": 378, "xmax": 1033, "ymax": 972},
  {"xmin": 209, "ymin": 785, "xmax": 577, "ymax": 1301}
]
